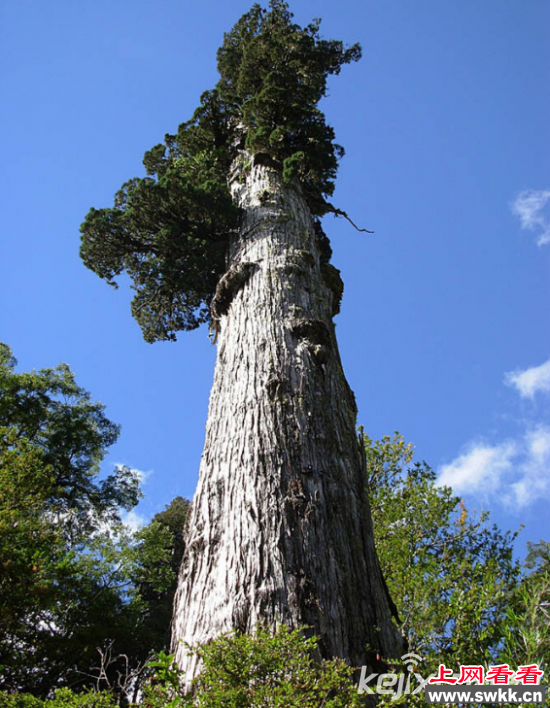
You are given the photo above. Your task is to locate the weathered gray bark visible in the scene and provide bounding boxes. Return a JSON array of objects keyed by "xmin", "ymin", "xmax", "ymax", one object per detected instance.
[{"xmin": 171, "ymin": 158, "xmax": 403, "ymax": 680}]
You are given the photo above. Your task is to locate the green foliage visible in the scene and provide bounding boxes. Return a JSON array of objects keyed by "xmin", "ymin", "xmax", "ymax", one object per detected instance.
[
  {"xmin": 0, "ymin": 692, "xmax": 44, "ymax": 708},
  {"xmin": 80, "ymin": 1, "xmax": 359, "ymax": 342},
  {"xmin": 216, "ymin": 0, "xmax": 360, "ymax": 204},
  {"xmin": 135, "ymin": 498, "xmax": 191, "ymax": 652},
  {"xmin": 0, "ymin": 345, "xmax": 144, "ymax": 695},
  {"xmin": 499, "ymin": 540, "xmax": 550, "ymax": 669},
  {"xmin": 364, "ymin": 433, "xmax": 520, "ymax": 675},
  {"xmin": 142, "ymin": 651, "xmax": 185, "ymax": 708},
  {"xmin": 0, "ymin": 465, "xmax": 188, "ymax": 695},
  {"xmin": 0, "ymin": 689, "xmax": 115, "ymax": 708},
  {"xmin": 143, "ymin": 626, "xmax": 365, "ymax": 708},
  {"xmin": 0, "ymin": 347, "xmax": 190, "ymax": 697},
  {"xmin": 0, "ymin": 429, "xmax": 65, "ymax": 647},
  {"xmin": 80, "ymin": 150, "xmax": 240, "ymax": 343},
  {"xmin": 0, "ymin": 343, "xmax": 138, "ymax": 536}
]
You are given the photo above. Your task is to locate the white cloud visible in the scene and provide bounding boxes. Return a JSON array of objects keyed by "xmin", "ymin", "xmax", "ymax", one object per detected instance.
[
  {"xmin": 439, "ymin": 352, "xmax": 550, "ymax": 509},
  {"xmin": 437, "ymin": 440, "xmax": 517, "ymax": 494},
  {"xmin": 437, "ymin": 425, "xmax": 550, "ymax": 509},
  {"xmin": 121, "ymin": 509, "xmax": 149, "ymax": 532},
  {"xmin": 516, "ymin": 424, "xmax": 550, "ymax": 505},
  {"xmin": 504, "ymin": 357, "xmax": 550, "ymax": 399},
  {"xmin": 511, "ymin": 189, "xmax": 550, "ymax": 246},
  {"xmin": 525, "ymin": 424, "xmax": 550, "ymax": 464}
]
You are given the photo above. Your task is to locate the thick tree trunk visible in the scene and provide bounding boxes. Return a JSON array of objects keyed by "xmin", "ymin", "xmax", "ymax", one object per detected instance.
[{"xmin": 171, "ymin": 158, "xmax": 403, "ymax": 680}]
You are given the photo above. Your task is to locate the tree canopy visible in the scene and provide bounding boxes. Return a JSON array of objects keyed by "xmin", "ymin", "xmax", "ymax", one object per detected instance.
[
  {"xmin": 364, "ymin": 432, "xmax": 522, "ymax": 704},
  {"xmin": 0, "ymin": 344, "xmax": 190, "ymax": 697},
  {"xmin": 0, "ymin": 342, "xmax": 138, "ymax": 536},
  {"xmin": 80, "ymin": 0, "xmax": 360, "ymax": 343}
]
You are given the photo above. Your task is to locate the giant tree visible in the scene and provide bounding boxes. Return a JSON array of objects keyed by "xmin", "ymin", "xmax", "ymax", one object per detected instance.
[{"xmin": 80, "ymin": 0, "xmax": 403, "ymax": 680}]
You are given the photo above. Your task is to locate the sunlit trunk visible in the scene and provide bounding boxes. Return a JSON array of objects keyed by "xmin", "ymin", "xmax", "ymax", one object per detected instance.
[{"xmin": 171, "ymin": 158, "xmax": 402, "ymax": 681}]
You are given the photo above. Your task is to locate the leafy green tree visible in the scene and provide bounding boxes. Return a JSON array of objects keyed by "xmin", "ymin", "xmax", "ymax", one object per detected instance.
[
  {"xmin": 0, "ymin": 429, "xmax": 64, "ymax": 645},
  {"xmin": 21, "ymin": 507, "xmax": 190, "ymax": 702},
  {"xmin": 499, "ymin": 540, "xmax": 550, "ymax": 671},
  {"xmin": 0, "ymin": 342, "xmax": 139, "ymax": 537},
  {"xmin": 134, "ymin": 497, "xmax": 191, "ymax": 653},
  {"xmin": 0, "ymin": 344, "xmax": 141, "ymax": 695},
  {"xmin": 88, "ymin": 497, "xmax": 191, "ymax": 700},
  {"xmin": 364, "ymin": 433, "xmax": 520, "ymax": 678},
  {"xmin": 0, "ymin": 344, "xmax": 189, "ymax": 696},
  {"xmin": 0, "ymin": 346, "xmax": 189, "ymax": 698}
]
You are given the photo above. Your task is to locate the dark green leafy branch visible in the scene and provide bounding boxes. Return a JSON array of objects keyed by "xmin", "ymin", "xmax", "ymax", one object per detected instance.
[
  {"xmin": 80, "ymin": 0, "xmax": 362, "ymax": 343},
  {"xmin": 80, "ymin": 152, "xmax": 239, "ymax": 343}
]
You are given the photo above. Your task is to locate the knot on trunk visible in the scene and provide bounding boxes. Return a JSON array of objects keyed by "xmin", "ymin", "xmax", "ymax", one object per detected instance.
[
  {"xmin": 320, "ymin": 263, "xmax": 344, "ymax": 316},
  {"xmin": 290, "ymin": 318, "xmax": 331, "ymax": 346},
  {"xmin": 210, "ymin": 262, "xmax": 257, "ymax": 335},
  {"xmin": 266, "ymin": 374, "xmax": 286, "ymax": 400},
  {"xmin": 232, "ymin": 598, "xmax": 251, "ymax": 633},
  {"xmin": 288, "ymin": 570, "xmax": 322, "ymax": 616},
  {"xmin": 285, "ymin": 477, "xmax": 308, "ymax": 513}
]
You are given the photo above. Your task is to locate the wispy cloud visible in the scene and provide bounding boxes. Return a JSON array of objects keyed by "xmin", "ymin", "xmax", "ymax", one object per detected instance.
[
  {"xmin": 509, "ymin": 425, "xmax": 550, "ymax": 507},
  {"xmin": 504, "ymin": 357, "xmax": 550, "ymax": 399},
  {"xmin": 437, "ymin": 425, "xmax": 550, "ymax": 509},
  {"xmin": 437, "ymin": 440, "xmax": 517, "ymax": 495},
  {"xmin": 511, "ymin": 189, "xmax": 550, "ymax": 246}
]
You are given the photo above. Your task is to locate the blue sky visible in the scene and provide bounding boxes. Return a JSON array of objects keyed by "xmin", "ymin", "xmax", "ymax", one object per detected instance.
[{"xmin": 1, "ymin": 0, "xmax": 549, "ymax": 556}]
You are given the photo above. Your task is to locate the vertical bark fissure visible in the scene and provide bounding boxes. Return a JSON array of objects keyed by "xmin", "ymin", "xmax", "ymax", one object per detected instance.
[{"xmin": 172, "ymin": 159, "xmax": 402, "ymax": 680}]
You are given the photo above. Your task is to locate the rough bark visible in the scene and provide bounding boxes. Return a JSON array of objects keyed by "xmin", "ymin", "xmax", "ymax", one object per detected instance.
[{"xmin": 171, "ymin": 157, "xmax": 403, "ymax": 680}]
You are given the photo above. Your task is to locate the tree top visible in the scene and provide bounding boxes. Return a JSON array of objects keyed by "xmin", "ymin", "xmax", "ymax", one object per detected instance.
[{"xmin": 80, "ymin": 1, "xmax": 360, "ymax": 343}]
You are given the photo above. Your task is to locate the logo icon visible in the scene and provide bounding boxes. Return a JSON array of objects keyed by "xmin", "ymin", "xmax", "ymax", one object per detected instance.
[{"xmin": 357, "ymin": 653, "xmax": 429, "ymax": 699}]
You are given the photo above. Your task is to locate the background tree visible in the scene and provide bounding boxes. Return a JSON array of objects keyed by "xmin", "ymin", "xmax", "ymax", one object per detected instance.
[
  {"xmin": 0, "ymin": 342, "xmax": 137, "ymax": 536},
  {"xmin": 128, "ymin": 497, "xmax": 191, "ymax": 675},
  {"xmin": 0, "ymin": 344, "xmax": 190, "ymax": 698},
  {"xmin": 0, "ymin": 343, "xmax": 137, "ymax": 693},
  {"xmin": 364, "ymin": 432, "xmax": 521, "ymax": 702},
  {"xmin": 80, "ymin": 0, "xmax": 403, "ymax": 682},
  {"xmin": 499, "ymin": 540, "xmax": 550, "ymax": 672}
]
